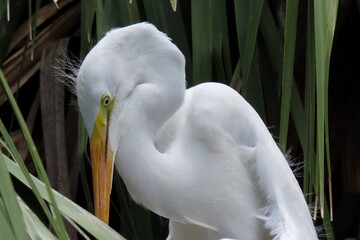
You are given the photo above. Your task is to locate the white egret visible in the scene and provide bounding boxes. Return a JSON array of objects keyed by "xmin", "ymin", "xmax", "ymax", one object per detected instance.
[{"xmin": 76, "ymin": 22, "xmax": 318, "ymax": 239}]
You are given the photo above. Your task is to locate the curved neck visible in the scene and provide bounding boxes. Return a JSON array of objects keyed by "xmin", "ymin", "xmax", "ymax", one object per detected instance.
[{"xmin": 114, "ymin": 113, "xmax": 183, "ymax": 219}]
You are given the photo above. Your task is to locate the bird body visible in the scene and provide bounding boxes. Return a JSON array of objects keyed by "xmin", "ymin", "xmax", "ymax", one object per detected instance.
[{"xmin": 76, "ymin": 22, "xmax": 318, "ymax": 239}]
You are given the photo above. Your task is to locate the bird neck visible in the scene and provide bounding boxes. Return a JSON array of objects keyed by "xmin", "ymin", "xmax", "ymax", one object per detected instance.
[{"xmin": 115, "ymin": 111, "xmax": 184, "ymax": 219}]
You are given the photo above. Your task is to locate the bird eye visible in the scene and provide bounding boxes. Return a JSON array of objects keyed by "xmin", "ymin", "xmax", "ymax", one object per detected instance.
[{"xmin": 102, "ymin": 95, "xmax": 111, "ymax": 107}]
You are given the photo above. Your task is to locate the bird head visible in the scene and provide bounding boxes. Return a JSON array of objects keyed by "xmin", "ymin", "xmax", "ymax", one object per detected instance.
[{"xmin": 76, "ymin": 23, "xmax": 186, "ymax": 224}]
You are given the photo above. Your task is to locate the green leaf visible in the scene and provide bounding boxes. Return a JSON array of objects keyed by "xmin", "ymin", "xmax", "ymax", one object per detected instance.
[
  {"xmin": 0, "ymin": 150, "xmax": 28, "ymax": 240},
  {"xmin": 304, "ymin": 1, "xmax": 316, "ymax": 204},
  {"xmin": 96, "ymin": 0, "xmax": 122, "ymax": 39},
  {"xmin": 170, "ymin": 0, "xmax": 177, "ymax": 11},
  {"xmin": 113, "ymin": 171, "xmax": 137, "ymax": 239},
  {"xmin": 191, "ymin": 1, "xmax": 212, "ymax": 85},
  {"xmin": 279, "ymin": 0, "xmax": 299, "ymax": 152},
  {"xmin": 0, "ymin": 197, "xmax": 16, "ymax": 240},
  {"xmin": 0, "ymin": 121, "xmax": 64, "ymax": 238},
  {"xmin": 78, "ymin": 117, "xmax": 93, "ymax": 212},
  {"xmin": 4, "ymin": 154, "xmax": 126, "ymax": 240},
  {"xmin": 18, "ymin": 197, "xmax": 57, "ymax": 240},
  {"xmin": 118, "ymin": 0, "xmax": 140, "ymax": 26},
  {"xmin": 80, "ymin": 0, "xmax": 96, "ymax": 58},
  {"xmin": 234, "ymin": 0, "xmax": 264, "ymax": 97},
  {"xmin": 259, "ymin": 1, "xmax": 306, "ymax": 149},
  {"xmin": 0, "ymin": 70, "xmax": 67, "ymax": 239},
  {"xmin": 313, "ymin": 0, "xmax": 338, "ymax": 218},
  {"xmin": 210, "ymin": 0, "xmax": 232, "ymax": 84},
  {"xmin": 233, "ymin": 0, "xmax": 266, "ymax": 120}
]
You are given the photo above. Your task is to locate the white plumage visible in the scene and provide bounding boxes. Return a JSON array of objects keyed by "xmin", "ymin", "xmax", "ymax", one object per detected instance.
[{"xmin": 76, "ymin": 22, "xmax": 318, "ymax": 239}]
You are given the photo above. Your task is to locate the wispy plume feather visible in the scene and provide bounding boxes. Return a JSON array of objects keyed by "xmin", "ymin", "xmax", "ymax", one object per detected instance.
[
  {"xmin": 52, "ymin": 50, "xmax": 82, "ymax": 109},
  {"xmin": 53, "ymin": 50, "xmax": 81, "ymax": 95}
]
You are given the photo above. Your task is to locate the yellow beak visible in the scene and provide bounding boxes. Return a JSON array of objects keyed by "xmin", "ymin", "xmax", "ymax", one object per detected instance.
[{"xmin": 90, "ymin": 99, "xmax": 114, "ymax": 224}]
